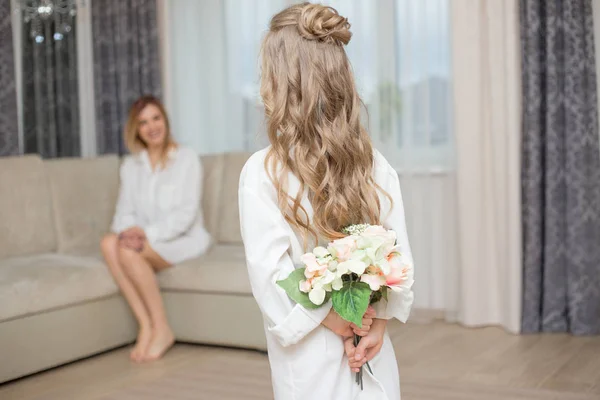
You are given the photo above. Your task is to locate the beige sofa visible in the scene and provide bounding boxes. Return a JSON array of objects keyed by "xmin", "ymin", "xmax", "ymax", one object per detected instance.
[{"xmin": 0, "ymin": 152, "xmax": 266, "ymax": 384}]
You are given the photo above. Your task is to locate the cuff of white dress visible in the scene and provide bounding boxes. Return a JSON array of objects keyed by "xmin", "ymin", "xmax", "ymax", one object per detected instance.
[
  {"xmin": 387, "ymin": 287, "xmax": 414, "ymax": 323},
  {"xmin": 268, "ymin": 301, "xmax": 332, "ymax": 347},
  {"xmin": 372, "ymin": 299, "xmax": 392, "ymax": 320},
  {"xmin": 112, "ymin": 216, "xmax": 136, "ymax": 235},
  {"xmin": 144, "ymin": 225, "xmax": 160, "ymax": 244}
]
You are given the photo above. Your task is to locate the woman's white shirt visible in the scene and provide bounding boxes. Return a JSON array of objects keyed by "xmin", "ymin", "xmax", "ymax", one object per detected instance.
[{"xmin": 111, "ymin": 146, "xmax": 211, "ymax": 263}]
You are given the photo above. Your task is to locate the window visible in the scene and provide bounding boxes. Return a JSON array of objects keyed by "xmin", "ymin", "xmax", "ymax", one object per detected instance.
[
  {"xmin": 392, "ymin": 0, "xmax": 453, "ymax": 171},
  {"xmin": 11, "ymin": 0, "xmax": 96, "ymax": 157},
  {"xmin": 167, "ymin": 0, "xmax": 453, "ymax": 171}
]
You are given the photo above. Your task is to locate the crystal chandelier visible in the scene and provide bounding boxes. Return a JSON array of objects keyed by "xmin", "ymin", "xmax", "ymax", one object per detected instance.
[{"xmin": 14, "ymin": 0, "xmax": 77, "ymax": 44}]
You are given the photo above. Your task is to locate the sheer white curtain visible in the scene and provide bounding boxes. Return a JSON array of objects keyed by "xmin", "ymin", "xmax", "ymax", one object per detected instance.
[
  {"xmin": 380, "ymin": 0, "xmax": 457, "ymax": 317},
  {"xmin": 451, "ymin": 0, "xmax": 522, "ymax": 333},
  {"xmin": 327, "ymin": 0, "xmax": 457, "ymax": 315},
  {"xmin": 161, "ymin": 0, "xmax": 234, "ymax": 154},
  {"xmin": 161, "ymin": 0, "xmax": 457, "ymax": 315}
]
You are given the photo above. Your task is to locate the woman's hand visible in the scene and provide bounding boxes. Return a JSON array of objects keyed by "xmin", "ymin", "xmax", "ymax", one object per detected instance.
[
  {"xmin": 121, "ymin": 226, "xmax": 146, "ymax": 239},
  {"xmin": 344, "ymin": 318, "xmax": 387, "ymax": 372},
  {"xmin": 119, "ymin": 226, "xmax": 146, "ymax": 252}
]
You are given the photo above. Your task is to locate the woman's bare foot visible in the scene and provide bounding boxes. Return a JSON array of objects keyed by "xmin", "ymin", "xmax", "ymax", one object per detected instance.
[
  {"xmin": 143, "ymin": 327, "xmax": 175, "ymax": 361},
  {"xmin": 130, "ymin": 327, "xmax": 152, "ymax": 363}
]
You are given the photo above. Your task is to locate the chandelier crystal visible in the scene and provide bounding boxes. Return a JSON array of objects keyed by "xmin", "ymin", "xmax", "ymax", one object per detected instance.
[{"xmin": 15, "ymin": 0, "xmax": 77, "ymax": 44}]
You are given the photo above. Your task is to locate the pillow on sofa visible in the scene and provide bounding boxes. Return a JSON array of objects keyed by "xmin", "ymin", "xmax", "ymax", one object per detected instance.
[
  {"xmin": 0, "ymin": 155, "xmax": 57, "ymax": 258},
  {"xmin": 199, "ymin": 154, "xmax": 225, "ymax": 238},
  {"xmin": 217, "ymin": 152, "xmax": 252, "ymax": 244},
  {"xmin": 46, "ymin": 155, "xmax": 120, "ymax": 255}
]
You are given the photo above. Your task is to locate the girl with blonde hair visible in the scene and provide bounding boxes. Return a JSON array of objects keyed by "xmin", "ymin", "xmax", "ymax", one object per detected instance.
[{"xmin": 239, "ymin": 3, "xmax": 414, "ymax": 399}]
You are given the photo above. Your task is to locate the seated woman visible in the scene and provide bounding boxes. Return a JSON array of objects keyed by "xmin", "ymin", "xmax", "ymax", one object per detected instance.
[{"xmin": 101, "ymin": 95, "xmax": 211, "ymax": 362}]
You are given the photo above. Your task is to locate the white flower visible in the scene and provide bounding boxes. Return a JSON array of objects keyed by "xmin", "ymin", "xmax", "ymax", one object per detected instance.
[
  {"xmin": 299, "ymin": 280, "xmax": 312, "ymax": 293},
  {"xmin": 349, "ymin": 249, "xmax": 367, "ymax": 262},
  {"xmin": 302, "ymin": 253, "xmax": 327, "ymax": 279},
  {"xmin": 355, "ymin": 236, "xmax": 372, "ymax": 250},
  {"xmin": 313, "ymin": 246, "xmax": 330, "ymax": 259},
  {"xmin": 361, "ymin": 226, "xmax": 396, "ymax": 258},
  {"xmin": 360, "ymin": 273, "xmax": 386, "ymax": 291},
  {"xmin": 308, "ymin": 285, "xmax": 326, "ymax": 305},
  {"xmin": 337, "ymin": 259, "xmax": 367, "ymax": 276},
  {"xmin": 386, "ymin": 253, "xmax": 413, "ymax": 287},
  {"xmin": 328, "ymin": 259, "xmax": 339, "ymax": 272},
  {"xmin": 375, "ymin": 257, "xmax": 391, "ymax": 276},
  {"xmin": 365, "ymin": 244, "xmax": 383, "ymax": 262},
  {"xmin": 332, "ymin": 276, "xmax": 344, "ymax": 290},
  {"xmin": 329, "ymin": 236, "xmax": 358, "ymax": 261},
  {"xmin": 319, "ymin": 269, "xmax": 336, "ymax": 286},
  {"xmin": 363, "ymin": 225, "xmax": 396, "ymax": 243},
  {"xmin": 301, "ymin": 253, "xmax": 320, "ymax": 271}
]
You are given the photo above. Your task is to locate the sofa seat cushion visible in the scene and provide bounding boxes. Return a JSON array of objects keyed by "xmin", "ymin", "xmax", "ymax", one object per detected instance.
[
  {"xmin": 158, "ymin": 245, "xmax": 252, "ymax": 295},
  {"xmin": 0, "ymin": 254, "xmax": 118, "ymax": 322}
]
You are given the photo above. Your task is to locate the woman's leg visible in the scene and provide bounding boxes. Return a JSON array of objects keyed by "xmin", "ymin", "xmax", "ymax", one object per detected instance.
[
  {"xmin": 118, "ymin": 244, "xmax": 175, "ymax": 361},
  {"xmin": 100, "ymin": 234, "xmax": 153, "ymax": 362}
]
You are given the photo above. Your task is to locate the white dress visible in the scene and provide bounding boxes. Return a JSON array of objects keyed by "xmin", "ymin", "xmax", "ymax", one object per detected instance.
[
  {"xmin": 111, "ymin": 146, "xmax": 211, "ymax": 264},
  {"xmin": 238, "ymin": 148, "xmax": 415, "ymax": 400}
]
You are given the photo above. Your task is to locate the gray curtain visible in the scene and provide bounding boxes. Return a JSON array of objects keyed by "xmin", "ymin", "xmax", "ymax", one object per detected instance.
[
  {"xmin": 521, "ymin": 0, "xmax": 600, "ymax": 335},
  {"xmin": 22, "ymin": 17, "xmax": 80, "ymax": 158},
  {"xmin": 92, "ymin": 0, "xmax": 162, "ymax": 155},
  {"xmin": 0, "ymin": 0, "xmax": 19, "ymax": 157}
]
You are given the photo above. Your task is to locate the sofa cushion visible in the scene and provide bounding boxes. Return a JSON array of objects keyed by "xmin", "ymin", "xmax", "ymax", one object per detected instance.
[
  {"xmin": 158, "ymin": 245, "xmax": 252, "ymax": 295},
  {"xmin": 46, "ymin": 155, "xmax": 120, "ymax": 255},
  {"xmin": 0, "ymin": 155, "xmax": 57, "ymax": 258},
  {"xmin": 217, "ymin": 153, "xmax": 252, "ymax": 244},
  {"xmin": 200, "ymin": 154, "xmax": 225, "ymax": 237},
  {"xmin": 0, "ymin": 254, "xmax": 118, "ymax": 322}
]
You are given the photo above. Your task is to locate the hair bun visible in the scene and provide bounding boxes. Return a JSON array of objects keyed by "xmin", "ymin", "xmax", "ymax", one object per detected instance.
[{"xmin": 298, "ymin": 4, "xmax": 351, "ymax": 45}]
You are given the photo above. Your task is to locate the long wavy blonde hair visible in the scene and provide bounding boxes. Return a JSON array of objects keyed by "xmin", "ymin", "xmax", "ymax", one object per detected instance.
[{"xmin": 260, "ymin": 2, "xmax": 391, "ymax": 246}]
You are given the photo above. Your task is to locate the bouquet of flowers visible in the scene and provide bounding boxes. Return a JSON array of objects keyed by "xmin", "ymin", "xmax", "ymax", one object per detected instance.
[{"xmin": 277, "ymin": 224, "xmax": 412, "ymax": 389}]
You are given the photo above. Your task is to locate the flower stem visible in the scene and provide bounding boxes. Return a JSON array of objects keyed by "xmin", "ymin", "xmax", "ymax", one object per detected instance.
[{"xmin": 354, "ymin": 333, "xmax": 363, "ymax": 390}]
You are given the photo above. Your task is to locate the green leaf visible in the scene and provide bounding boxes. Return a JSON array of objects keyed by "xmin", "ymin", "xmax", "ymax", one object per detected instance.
[
  {"xmin": 277, "ymin": 268, "xmax": 323, "ymax": 309},
  {"xmin": 331, "ymin": 281, "xmax": 372, "ymax": 327}
]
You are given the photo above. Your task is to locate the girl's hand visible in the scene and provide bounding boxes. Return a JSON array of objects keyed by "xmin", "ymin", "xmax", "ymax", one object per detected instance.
[
  {"xmin": 351, "ymin": 306, "xmax": 376, "ymax": 337},
  {"xmin": 344, "ymin": 319, "xmax": 387, "ymax": 372},
  {"xmin": 344, "ymin": 338, "xmax": 368, "ymax": 373},
  {"xmin": 322, "ymin": 309, "xmax": 353, "ymax": 337},
  {"xmin": 322, "ymin": 306, "xmax": 376, "ymax": 338}
]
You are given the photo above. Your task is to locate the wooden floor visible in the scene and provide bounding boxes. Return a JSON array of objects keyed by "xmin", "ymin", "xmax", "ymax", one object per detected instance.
[{"xmin": 2, "ymin": 320, "xmax": 600, "ymax": 400}]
